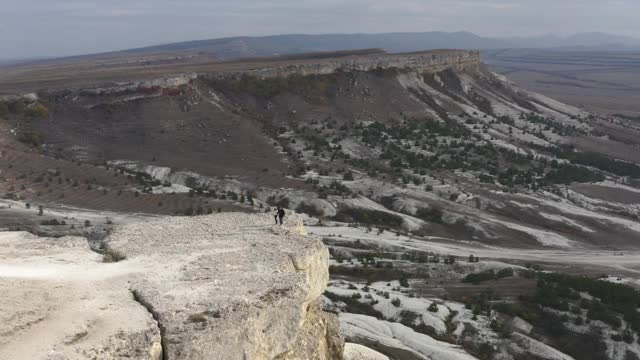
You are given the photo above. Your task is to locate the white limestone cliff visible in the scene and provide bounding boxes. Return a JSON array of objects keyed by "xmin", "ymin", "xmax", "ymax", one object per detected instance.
[{"xmin": 0, "ymin": 213, "xmax": 343, "ymax": 360}]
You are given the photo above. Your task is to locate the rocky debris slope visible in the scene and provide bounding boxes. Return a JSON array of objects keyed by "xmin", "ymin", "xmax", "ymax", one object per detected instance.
[{"xmin": 0, "ymin": 213, "xmax": 343, "ymax": 360}]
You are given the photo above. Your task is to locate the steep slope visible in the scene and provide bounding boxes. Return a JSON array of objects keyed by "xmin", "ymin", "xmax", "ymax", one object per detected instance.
[
  {"xmin": 4, "ymin": 49, "xmax": 640, "ymax": 360},
  {"xmin": 1, "ymin": 49, "xmax": 640, "ymax": 249}
]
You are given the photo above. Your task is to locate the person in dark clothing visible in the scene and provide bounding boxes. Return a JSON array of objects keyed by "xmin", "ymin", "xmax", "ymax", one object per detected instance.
[
  {"xmin": 276, "ymin": 207, "xmax": 285, "ymax": 225},
  {"xmin": 274, "ymin": 207, "xmax": 280, "ymax": 224}
]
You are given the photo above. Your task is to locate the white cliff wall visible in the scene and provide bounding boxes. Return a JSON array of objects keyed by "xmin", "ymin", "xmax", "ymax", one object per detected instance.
[
  {"xmin": 207, "ymin": 50, "xmax": 481, "ymax": 79},
  {"xmin": 0, "ymin": 214, "xmax": 343, "ymax": 360}
]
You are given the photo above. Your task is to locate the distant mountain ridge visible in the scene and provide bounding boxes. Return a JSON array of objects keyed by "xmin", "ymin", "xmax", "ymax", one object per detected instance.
[
  {"xmin": 6, "ymin": 31, "xmax": 640, "ymax": 64},
  {"xmin": 118, "ymin": 31, "xmax": 640, "ymax": 60}
]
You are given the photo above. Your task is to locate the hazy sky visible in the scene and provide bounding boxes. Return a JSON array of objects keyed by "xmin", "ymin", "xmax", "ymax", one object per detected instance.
[{"xmin": 1, "ymin": 0, "xmax": 639, "ymax": 59}]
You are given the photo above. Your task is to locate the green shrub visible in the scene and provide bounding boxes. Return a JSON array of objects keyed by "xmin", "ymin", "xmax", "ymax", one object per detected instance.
[
  {"xmin": 0, "ymin": 101, "xmax": 8, "ymax": 116},
  {"xmin": 26, "ymin": 103, "xmax": 49, "ymax": 118},
  {"xmin": 102, "ymin": 244, "xmax": 127, "ymax": 263},
  {"xmin": 545, "ymin": 164, "xmax": 605, "ymax": 184},
  {"xmin": 324, "ymin": 291, "xmax": 384, "ymax": 318},
  {"xmin": 17, "ymin": 130, "xmax": 41, "ymax": 147},
  {"xmin": 415, "ymin": 207, "xmax": 443, "ymax": 224},
  {"xmin": 295, "ymin": 202, "xmax": 322, "ymax": 217},
  {"xmin": 334, "ymin": 207, "xmax": 403, "ymax": 227},
  {"xmin": 187, "ymin": 313, "xmax": 207, "ymax": 323},
  {"xmin": 463, "ymin": 270, "xmax": 496, "ymax": 284}
]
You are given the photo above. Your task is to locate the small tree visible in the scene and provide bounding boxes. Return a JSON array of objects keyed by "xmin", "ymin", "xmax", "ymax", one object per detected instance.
[
  {"xmin": 38, "ymin": 205, "xmax": 43, "ymax": 216},
  {"xmin": 428, "ymin": 302, "xmax": 439, "ymax": 312},
  {"xmin": 391, "ymin": 298, "xmax": 402, "ymax": 307},
  {"xmin": 0, "ymin": 101, "xmax": 8, "ymax": 116},
  {"xmin": 25, "ymin": 203, "xmax": 31, "ymax": 209}
]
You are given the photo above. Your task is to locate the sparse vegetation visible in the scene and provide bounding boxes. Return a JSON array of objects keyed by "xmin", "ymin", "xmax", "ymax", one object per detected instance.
[
  {"xmin": 333, "ymin": 207, "xmax": 403, "ymax": 228},
  {"xmin": 187, "ymin": 313, "xmax": 207, "ymax": 323},
  {"xmin": 462, "ymin": 268, "xmax": 515, "ymax": 284},
  {"xmin": 324, "ymin": 291, "xmax": 384, "ymax": 318},
  {"xmin": 101, "ymin": 244, "xmax": 127, "ymax": 263}
]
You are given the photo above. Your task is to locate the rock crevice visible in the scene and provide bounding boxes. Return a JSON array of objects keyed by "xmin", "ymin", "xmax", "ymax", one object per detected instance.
[
  {"xmin": 0, "ymin": 214, "xmax": 341, "ymax": 360},
  {"xmin": 131, "ymin": 289, "xmax": 167, "ymax": 360}
]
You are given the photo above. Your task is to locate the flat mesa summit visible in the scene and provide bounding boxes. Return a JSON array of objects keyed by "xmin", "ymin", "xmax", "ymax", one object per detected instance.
[{"xmin": 0, "ymin": 213, "xmax": 343, "ymax": 360}]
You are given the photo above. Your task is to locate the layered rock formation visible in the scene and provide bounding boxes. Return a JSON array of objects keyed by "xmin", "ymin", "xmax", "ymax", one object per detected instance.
[
  {"xmin": 209, "ymin": 50, "xmax": 481, "ymax": 79},
  {"xmin": 0, "ymin": 214, "xmax": 342, "ymax": 359},
  {"xmin": 44, "ymin": 50, "xmax": 481, "ymax": 104}
]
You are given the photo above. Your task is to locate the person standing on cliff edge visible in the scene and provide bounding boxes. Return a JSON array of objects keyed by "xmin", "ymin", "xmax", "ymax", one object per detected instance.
[{"xmin": 274, "ymin": 207, "xmax": 285, "ymax": 225}]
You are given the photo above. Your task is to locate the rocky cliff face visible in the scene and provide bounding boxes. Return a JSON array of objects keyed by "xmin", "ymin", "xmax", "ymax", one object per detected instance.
[
  {"xmin": 42, "ymin": 50, "xmax": 480, "ymax": 102},
  {"xmin": 0, "ymin": 214, "xmax": 343, "ymax": 360},
  {"xmin": 208, "ymin": 50, "xmax": 481, "ymax": 79}
]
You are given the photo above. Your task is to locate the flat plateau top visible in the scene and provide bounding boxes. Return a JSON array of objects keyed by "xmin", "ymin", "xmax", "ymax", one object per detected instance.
[{"xmin": 0, "ymin": 49, "xmax": 477, "ymax": 94}]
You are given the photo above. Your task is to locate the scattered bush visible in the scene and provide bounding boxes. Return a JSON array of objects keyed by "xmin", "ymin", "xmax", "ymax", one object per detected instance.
[
  {"xmin": 102, "ymin": 246, "xmax": 126, "ymax": 263},
  {"xmin": 187, "ymin": 313, "xmax": 207, "ymax": 323},
  {"xmin": 428, "ymin": 302, "xmax": 439, "ymax": 312},
  {"xmin": 324, "ymin": 291, "xmax": 384, "ymax": 318},
  {"xmin": 17, "ymin": 130, "xmax": 41, "ymax": 147},
  {"xmin": 334, "ymin": 207, "xmax": 403, "ymax": 228},
  {"xmin": 295, "ymin": 202, "xmax": 323, "ymax": 217}
]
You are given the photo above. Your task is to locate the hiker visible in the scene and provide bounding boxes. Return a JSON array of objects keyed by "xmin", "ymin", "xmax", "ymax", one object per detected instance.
[
  {"xmin": 274, "ymin": 207, "xmax": 280, "ymax": 224},
  {"xmin": 276, "ymin": 207, "xmax": 285, "ymax": 225}
]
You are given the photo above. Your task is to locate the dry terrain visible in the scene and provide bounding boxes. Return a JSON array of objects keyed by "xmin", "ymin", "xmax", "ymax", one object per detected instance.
[
  {"xmin": 484, "ymin": 49, "xmax": 640, "ymax": 116},
  {"xmin": 3, "ymin": 48, "xmax": 640, "ymax": 360}
]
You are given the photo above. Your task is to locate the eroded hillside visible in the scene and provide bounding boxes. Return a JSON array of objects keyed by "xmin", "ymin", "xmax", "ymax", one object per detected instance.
[
  {"xmin": 1, "ymin": 50, "xmax": 639, "ymax": 249},
  {"xmin": 3, "ymin": 49, "xmax": 640, "ymax": 360}
]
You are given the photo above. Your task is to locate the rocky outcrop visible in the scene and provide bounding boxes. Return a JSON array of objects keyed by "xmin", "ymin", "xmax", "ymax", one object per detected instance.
[
  {"xmin": 207, "ymin": 50, "xmax": 481, "ymax": 79},
  {"xmin": 0, "ymin": 233, "xmax": 163, "ymax": 360},
  {"xmin": 46, "ymin": 50, "xmax": 481, "ymax": 103},
  {"xmin": 0, "ymin": 214, "xmax": 342, "ymax": 360}
]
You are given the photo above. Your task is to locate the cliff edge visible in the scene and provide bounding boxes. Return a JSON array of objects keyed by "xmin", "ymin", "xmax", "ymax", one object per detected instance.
[{"xmin": 0, "ymin": 214, "xmax": 343, "ymax": 359}]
